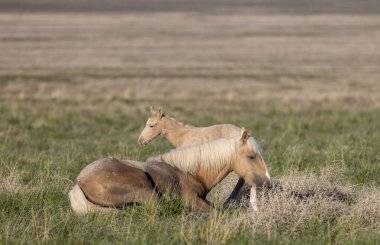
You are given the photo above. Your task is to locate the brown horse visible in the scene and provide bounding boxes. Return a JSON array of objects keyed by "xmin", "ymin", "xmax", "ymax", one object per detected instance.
[
  {"xmin": 68, "ymin": 129, "xmax": 271, "ymax": 214},
  {"xmin": 137, "ymin": 106, "xmax": 250, "ymax": 207}
]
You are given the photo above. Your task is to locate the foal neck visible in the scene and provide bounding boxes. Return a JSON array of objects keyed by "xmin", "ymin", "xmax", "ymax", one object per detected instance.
[{"xmin": 161, "ymin": 116, "xmax": 190, "ymax": 147}]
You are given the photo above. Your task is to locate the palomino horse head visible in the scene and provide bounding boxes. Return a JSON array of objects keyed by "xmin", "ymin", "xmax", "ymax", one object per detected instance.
[
  {"xmin": 233, "ymin": 128, "xmax": 271, "ymax": 210},
  {"xmin": 138, "ymin": 106, "xmax": 165, "ymax": 146},
  {"xmin": 233, "ymin": 128, "xmax": 271, "ymax": 189}
]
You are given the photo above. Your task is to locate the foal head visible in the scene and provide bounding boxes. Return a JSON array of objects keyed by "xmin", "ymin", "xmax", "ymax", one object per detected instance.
[
  {"xmin": 138, "ymin": 106, "xmax": 165, "ymax": 146},
  {"xmin": 233, "ymin": 129, "xmax": 271, "ymax": 189}
]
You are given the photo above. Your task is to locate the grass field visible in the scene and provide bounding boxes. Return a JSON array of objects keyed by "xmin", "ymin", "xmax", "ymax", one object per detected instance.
[{"xmin": 1, "ymin": 1, "xmax": 380, "ymax": 244}]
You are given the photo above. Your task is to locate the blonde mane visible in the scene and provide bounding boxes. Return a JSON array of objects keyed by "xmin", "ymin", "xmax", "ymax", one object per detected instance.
[{"xmin": 152, "ymin": 136, "xmax": 243, "ymax": 176}]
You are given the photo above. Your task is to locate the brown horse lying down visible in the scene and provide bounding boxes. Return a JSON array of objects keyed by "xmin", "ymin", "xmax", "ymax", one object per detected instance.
[
  {"xmin": 137, "ymin": 106, "xmax": 250, "ymax": 207},
  {"xmin": 69, "ymin": 129, "xmax": 271, "ymax": 214}
]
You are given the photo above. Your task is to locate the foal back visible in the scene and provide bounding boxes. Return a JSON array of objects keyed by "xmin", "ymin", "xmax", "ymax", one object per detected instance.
[{"xmin": 181, "ymin": 124, "xmax": 241, "ymax": 147}]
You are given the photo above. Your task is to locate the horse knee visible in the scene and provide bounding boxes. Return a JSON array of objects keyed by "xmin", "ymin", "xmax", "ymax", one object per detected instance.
[{"xmin": 182, "ymin": 192, "xmax": 211, "ymax": 213}]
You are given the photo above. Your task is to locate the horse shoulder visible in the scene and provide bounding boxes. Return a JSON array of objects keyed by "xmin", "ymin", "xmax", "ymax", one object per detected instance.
[
  {"xmin": 178, "ymin": 172, "xmax": 208, "ymax": 199},
  {"xmin": 144, "ymin": 162, "xmax": 182, "ymax": 195}
]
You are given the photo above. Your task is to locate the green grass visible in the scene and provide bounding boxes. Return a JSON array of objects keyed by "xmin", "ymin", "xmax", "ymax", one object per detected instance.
[{"xmin": 1, "ymin": 98, "xmax": 379, "ymax": 244}]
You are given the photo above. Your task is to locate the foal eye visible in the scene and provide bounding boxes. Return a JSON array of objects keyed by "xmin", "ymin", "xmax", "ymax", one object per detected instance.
[
  {"xmin": 149, "ymin": 125, "xmax": 154, "ymax": 128},
  {"xmin": 247, "ymin": 155, "xmax": 256, "ymax": 160}
]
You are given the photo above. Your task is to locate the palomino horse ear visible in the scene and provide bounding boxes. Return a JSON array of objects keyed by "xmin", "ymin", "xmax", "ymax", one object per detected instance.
[{"xmin": 240, "ymin": 127, "xmax": 249, "ymax": 145}]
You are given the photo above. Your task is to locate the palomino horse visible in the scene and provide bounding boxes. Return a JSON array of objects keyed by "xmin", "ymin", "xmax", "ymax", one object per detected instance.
[
  {"xmin": 137, "ymin": 106, "xmax": 249, "ymax": 207},
  {"xmin": 68, "ymin": 129, "xmax": 271, "ymax": 214},
  {"xmin": 138, "ymin": 107, "xmax": 241, "ymax": 148}
]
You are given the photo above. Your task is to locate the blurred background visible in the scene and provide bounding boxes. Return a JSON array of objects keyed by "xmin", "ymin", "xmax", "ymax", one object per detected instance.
[
  {"xmin": 1, "ymin": 0, "xmax": 380, "ymax": 177},
  {"xmin": 1, "ymin": 0, "xmax": 379, "ymax": 107},
  {"xmin": 1, "ymin": 0, "xmax": 380, "ymax": 184}
]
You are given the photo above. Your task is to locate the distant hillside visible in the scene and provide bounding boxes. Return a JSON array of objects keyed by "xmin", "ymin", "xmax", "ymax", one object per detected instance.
[{"xmin": 1, "ymin": 0, "xmax": 379, "ymax": 14}]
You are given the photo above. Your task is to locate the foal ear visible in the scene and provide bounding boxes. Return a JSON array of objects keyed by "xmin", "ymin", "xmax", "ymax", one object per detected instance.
[
  {"xmin": 158, "ymin": 107, "xmax": 164, "ymax": 118},
  {"xmin": 240, "ymin": 127, "xmax": 249, "ymax": 145},
  {"xmin": 150, "ymin": 106, "xmax": 155, "ymax": 115}
]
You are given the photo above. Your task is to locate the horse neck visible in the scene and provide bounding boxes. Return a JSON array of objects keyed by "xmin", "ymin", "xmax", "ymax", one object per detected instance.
[
  {"xmin": 195, "ymin": 163, "xmax": 232, "ymax": 192},
  {"xmin": 157, "ymin": 136, "xmax": 239, "ymax": 192},
  {"xmin": 194, "ymin": 140, "xmax": 238, "ymax": 191},
  {"xmin": 161, "ymin": 116, "xmax": 190, "ymax": 147}
]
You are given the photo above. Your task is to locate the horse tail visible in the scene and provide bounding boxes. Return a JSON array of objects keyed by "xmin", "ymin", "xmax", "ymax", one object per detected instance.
[{"xmin": 68, "ymin": 184, "xmax": 110, "ymax": 214}]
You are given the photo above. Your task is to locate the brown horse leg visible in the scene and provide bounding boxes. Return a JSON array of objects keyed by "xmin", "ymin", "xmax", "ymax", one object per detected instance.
[
  {"xmin": 99, "ymin": 184, "xmax": 159, "ymax": 208},
  {"xmin": 182, "ymin": 192, "xmax": 211, "ymax": 213},
  {"xmin": 222, "ymin": 177, "xmax": 245, "ymax": 209},
  {"xmin": 132, "ymin": 188, "xmax": 159, "ymax": 205}
]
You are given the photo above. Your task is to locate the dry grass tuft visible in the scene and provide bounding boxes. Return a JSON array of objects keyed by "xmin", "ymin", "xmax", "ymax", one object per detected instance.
[
  {"xmin": 0, "ymin": 170, "xmax": 23, "ymax": 193},
  {"xmin": 212, "ymin": 166, "xmax": 379, "ymax": 233},
  {"xmin": 340, "ymin": 187, "xmax": 380, "ymax": 230}
]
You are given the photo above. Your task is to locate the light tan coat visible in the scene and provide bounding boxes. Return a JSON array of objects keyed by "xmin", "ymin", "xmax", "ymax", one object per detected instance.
[
  {"xmin": 137, "ymin": 107, "xmax": 248, "ymax": 206},
  {"xmin": 68, "ymin": 130, "xmax": 271, "ymax": 214}
]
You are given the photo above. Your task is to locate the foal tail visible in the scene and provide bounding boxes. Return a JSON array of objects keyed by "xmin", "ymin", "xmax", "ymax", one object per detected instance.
[{"xmin": 68, "ymin": 184, "xmax": 110, "ymax": 214}]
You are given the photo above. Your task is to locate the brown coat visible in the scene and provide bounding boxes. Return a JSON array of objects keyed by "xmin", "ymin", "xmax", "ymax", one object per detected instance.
[{"xmin": 72, "ymin": 157, "xmax": 210, "ymax": 213}]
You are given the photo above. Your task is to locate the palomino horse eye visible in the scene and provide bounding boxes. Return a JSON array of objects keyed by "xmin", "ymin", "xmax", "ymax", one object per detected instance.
[
  {"xmin": 247, "ymin": 155, "xmax": 256, "ymax": 160},
  {"xmin": 149, "ymin": 125, "xmax": 154, "ymax": 128}
]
